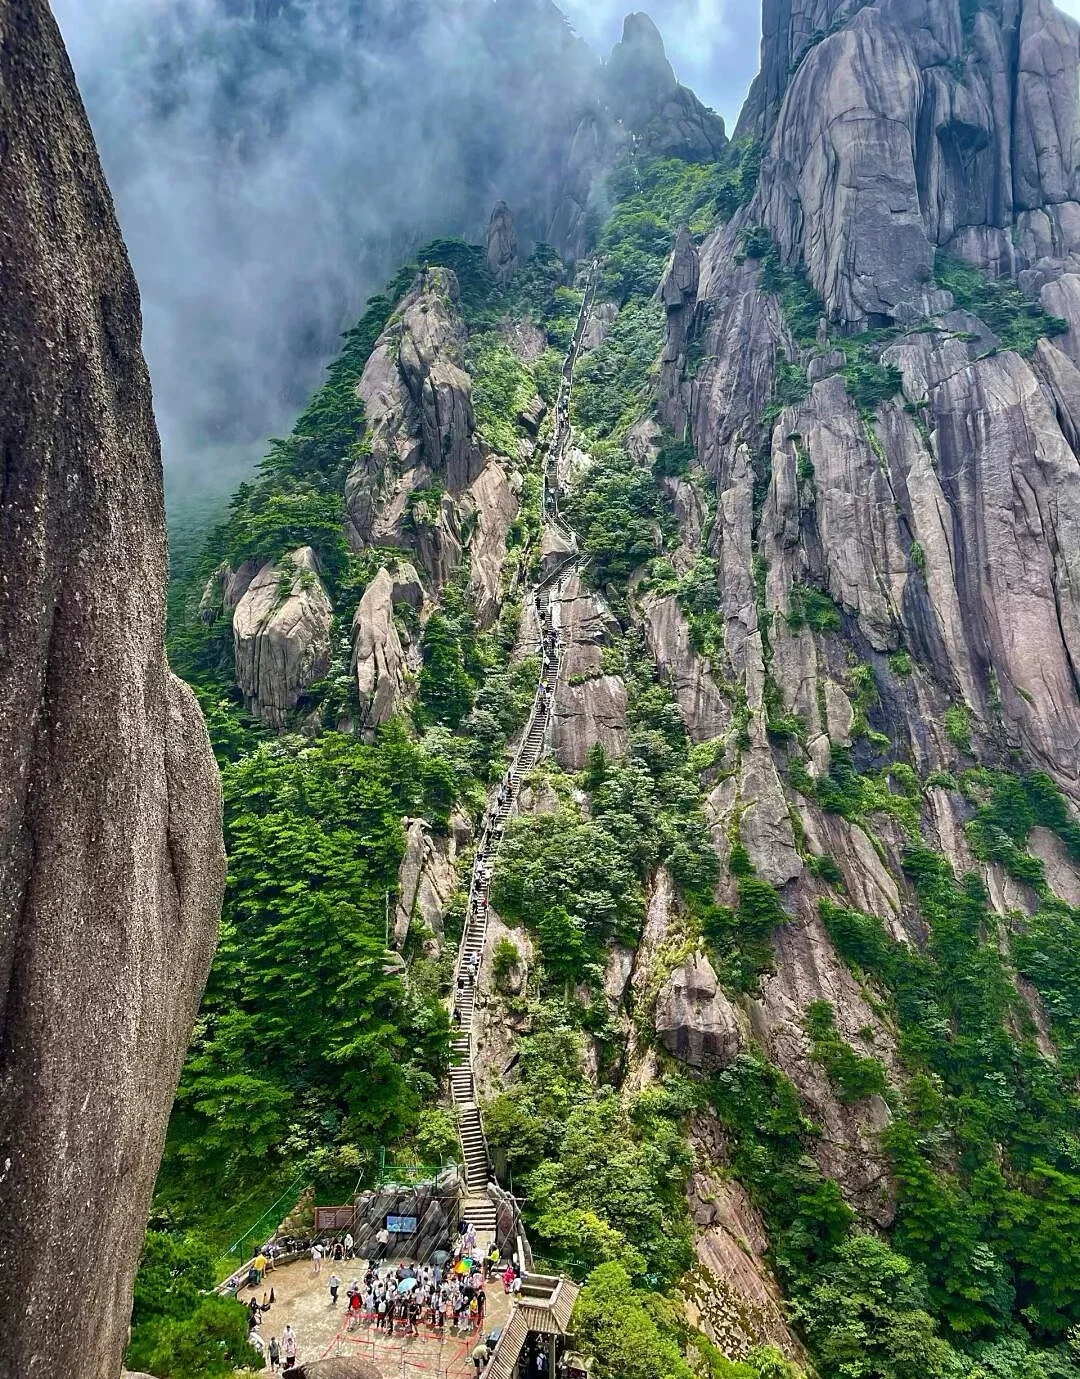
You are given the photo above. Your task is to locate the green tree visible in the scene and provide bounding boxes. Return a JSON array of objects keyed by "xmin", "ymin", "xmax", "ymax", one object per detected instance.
[
  {"xmin": 125, "ymin": 1231, "xmax": 260, "ymax": 1379},
  {"xmin": 418, "ymin": 613, "xmax": 475, "ymax": 728},
  {"xmin": 573, "ymin": 1262, "xmax": 694, "ymax": 1379}
]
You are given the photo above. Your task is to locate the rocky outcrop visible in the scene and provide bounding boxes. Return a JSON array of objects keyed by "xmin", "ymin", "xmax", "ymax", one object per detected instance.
[
  {"xmin": 643, "ymin": 593, "xmax": 729, "ymax": 743},
  {"xmin": 0, "ymin": 5, "xmax": 225, "ymax": 1375},
  {"xmin": 394, "ymin": 817, "xmax": 461, "ymax": 948},
  {"xmin": 486, "ymin": 201, "xmax": 518, "ymax": 285},
  {"xmin": 551, "ymin": 571, "xmax": 628, "ymax": 770},
  {"xmin": 656, "ymin": 953, "xmax": 744, "ymax": 1069},
  {"xmin": 760, "ymin": 7, "xmax": 934, "ymax": 325},
  {"xmin": 352, "ymin": 567, "xmax": 412, "ymax": 732},
  {"xmin": 753, "ymin": 0, "xmax": 1080, "ymax": 325},
  {"xmin": 604, "ymin": 13, "xmax": 727, "ymax": 162},
  {"xmin": 233, "ymin": 547, "xmax": 333, "ymax": 727},
  {"xmin": 345, "ymin": 267, "xmax": 486, "ymax": 558},
  {"xmin": 466, "ymin": 461, "xmax": 517, "ymax": 629},
  {"xmin": 198, "ymin": 558, "xmax": 260, "ymax": 625},
  {"xmin": 659, "ymin": 229, "xmax": 701, "ymax": 431}
]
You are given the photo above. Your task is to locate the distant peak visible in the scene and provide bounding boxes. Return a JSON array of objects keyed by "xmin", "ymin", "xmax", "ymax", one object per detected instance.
[{"xmin": 620, "ymin": 10, "xmax": 667, "ymax": 51}]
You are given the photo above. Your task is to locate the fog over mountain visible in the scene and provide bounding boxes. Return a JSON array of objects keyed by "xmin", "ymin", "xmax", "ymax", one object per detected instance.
[{"xmin": 51, "ymin": 0, "xmax": 750, "ymax": 502}]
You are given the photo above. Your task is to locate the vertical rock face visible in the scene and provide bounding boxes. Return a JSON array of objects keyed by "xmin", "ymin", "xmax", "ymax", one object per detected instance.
[
  {"xmin": 752, "ymin": 0, "xmax": 1080, "ymax": 324},
  {"xmin": 393, "ymin": 816, "xmax": 462, "ymax": 948},
  {"xmin": 232, "ymin": 546, "xmax": 334, "ymax": 728},
  {"xmin": 550, "ymin": 572, "xmax": 628, "ymax": 770},
  {"xmin": 344, "ymin": 267, "xmax": 512, "ymax": 601},
  {"xmin": 486, "ymin": 201, "xmax": 519, "ymax": 285},
  {"xmin": 0, "ymin": 5, "xmax": 225, "ymax": 1377},
  {"xmin": 643, "ymin": 593, "xmax": 729, "ymax": 743},
  {"xmin": 352, "ymin": 567, "xmax": 411, "ymax": 733}
]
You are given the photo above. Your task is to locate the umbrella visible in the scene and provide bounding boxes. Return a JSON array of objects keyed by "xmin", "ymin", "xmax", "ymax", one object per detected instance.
[
  {"xmin": 397, "ymin": 1276, "xmax": 419, "ymax": 1294},
  {"xmin": 454, "ymin": 1257, "xmax": 472, "ymax": 1275}
]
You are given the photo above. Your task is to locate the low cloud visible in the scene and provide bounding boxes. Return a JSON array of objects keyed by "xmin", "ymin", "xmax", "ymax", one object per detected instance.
[{"xmin": 52, "ymin": 0, "xmax": 759, "ymax": 502}]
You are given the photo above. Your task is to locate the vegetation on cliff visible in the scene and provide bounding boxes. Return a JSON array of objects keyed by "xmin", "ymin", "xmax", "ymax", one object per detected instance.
[{"xmin": 159, "ymin": 74, "xmax": 1080, "ymax": 1379}]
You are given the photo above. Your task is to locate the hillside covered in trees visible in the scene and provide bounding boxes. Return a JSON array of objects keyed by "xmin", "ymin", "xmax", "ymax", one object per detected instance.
[{"xmin": 150, "ymin": 2, "xmax": 1080, "ymax": 1378}]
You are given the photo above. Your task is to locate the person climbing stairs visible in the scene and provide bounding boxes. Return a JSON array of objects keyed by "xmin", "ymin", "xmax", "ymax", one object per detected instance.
[{"xmin": 445, "ymin": 263, "xmax": 597, "ymax": 1305}]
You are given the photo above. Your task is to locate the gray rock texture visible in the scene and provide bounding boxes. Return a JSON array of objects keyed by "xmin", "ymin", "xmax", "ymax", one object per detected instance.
[
  {"xmin": 0, "ymin": 5, "xmax": 225, "ymax": 1376},
  {"xmin": 465, "ymin": 461, "xmax": 517, "ymax": 629},
  {"xmin": 352, "ymin": 567, "xmax": 411, "ymax": 732},
  {"xmin": 684, "ymin": 1115, "xmax": 811, "ymax": 1365},
  {"xmin": 295, "ymin": 1353, "xmax": 385, "ymax": 1378},
  {"xmin": 656, "ymin": 953, "xmax": 743, "ymax": 1070},
  {"xmin": 393, "ymin": 817, "xmax": 460, "ymax": 948},
  {"xmin": 753, "ymin": 0, "xmax": 1080, "ymax": 324},
  {"xmin": 605, "ymin": 12, "xmax": 727, "ymax": 162},
  {"xmin": 551, "ymin": 572, "xmax": 628, "ymax": 769},
  {"xmin": 346, "ymin": 267, "xmax": 486, "ymax": 557},
  {"xmin": 486, "ymin": 201, "xmax": 518, "ymax": 285},
  {"xmin": 233, "ymin": 546, "xmax": 333, "ymax": 728},
  {"xmin": 643, "ymin": 593, "xmax": 728, "ymax": 743}
]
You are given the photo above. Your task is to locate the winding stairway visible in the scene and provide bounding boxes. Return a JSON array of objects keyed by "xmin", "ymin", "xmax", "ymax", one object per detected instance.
[{"xmin": 446, "ymin": 266, "xmax": 596, "ymax": 1362}]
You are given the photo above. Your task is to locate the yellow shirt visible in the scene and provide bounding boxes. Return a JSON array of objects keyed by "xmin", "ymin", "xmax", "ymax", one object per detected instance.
[{"xmin": 255, "ymin": 1255, "xmax": 267, "ymax": 1273}]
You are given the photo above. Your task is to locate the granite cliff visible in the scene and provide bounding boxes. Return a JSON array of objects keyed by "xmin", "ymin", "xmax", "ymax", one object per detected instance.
[{"xmin": 0, "ymin": 3, "xmax": 225, "ymax": 1377}]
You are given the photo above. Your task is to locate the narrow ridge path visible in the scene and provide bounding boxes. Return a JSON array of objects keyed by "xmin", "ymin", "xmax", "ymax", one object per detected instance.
[{"xmin": 447, "ymin": 266, "xmax": 597, "ymax": 1265}]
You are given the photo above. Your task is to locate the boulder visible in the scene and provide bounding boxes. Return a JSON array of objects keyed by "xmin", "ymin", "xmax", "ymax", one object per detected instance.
[
  {"xmin": 351, "ymin": 567, "xmax": 409, "ymax": 731},
  {"xmin": 233, "ymin": 546, "xmax": 333, "ymax": 727},
  {"xmin": 0, "ymin": 5, "xmax": 225, "ymax": 1373},
  {"xmin": 656, "ymin": 953, "xmax": 743, "ymax": 1070},
  {"xmin": 486, "ymin": 200, "xmax": 518, "ymax": 284}
]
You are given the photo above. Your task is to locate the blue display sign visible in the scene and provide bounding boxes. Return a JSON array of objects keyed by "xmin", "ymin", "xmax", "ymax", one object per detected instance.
[{"xmin": 386, "ymin": 1215, "xmax": 418, "ymax": 1234}]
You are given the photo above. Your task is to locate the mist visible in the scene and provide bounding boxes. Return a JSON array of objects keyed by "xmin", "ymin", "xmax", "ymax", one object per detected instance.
[{"xmin": 51, "ymin": 0, "xmax": 757, "ymax": 504}]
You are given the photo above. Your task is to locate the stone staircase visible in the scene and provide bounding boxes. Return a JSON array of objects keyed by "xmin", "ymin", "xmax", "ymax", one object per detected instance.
[
  {"xmin": 444, "ymin": 264, "xmax": 596, "ymax": 1364},
  {"xmin": 447, "ymin": 595, "xmax": 567, "ymax": 1233}
]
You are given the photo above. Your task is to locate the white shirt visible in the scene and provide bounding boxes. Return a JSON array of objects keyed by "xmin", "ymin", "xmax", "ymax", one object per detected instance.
[{"xmin": 311, "ymin": 1245, "xmax": 322, "ymax": 1260}]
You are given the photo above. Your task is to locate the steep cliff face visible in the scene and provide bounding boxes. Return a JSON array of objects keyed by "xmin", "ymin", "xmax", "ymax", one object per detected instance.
[
  {"xmin": 163, "ymin": 2, "xmax": 1080, "ymax": 1375},
  {"xmin": 0, "ymin": 4, "xmax": 225, "ymax": 1376},
  {"xmin": 747, "ymin": 0, "xmax": 1080, "ymax": 323},
  {"xmin": 233, "ymin": 546, "xmax": 334, "ymax": 727},
  {"xmin": 636, "ymin": 0, "xmax": 1080, "ymax": 1364}
]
